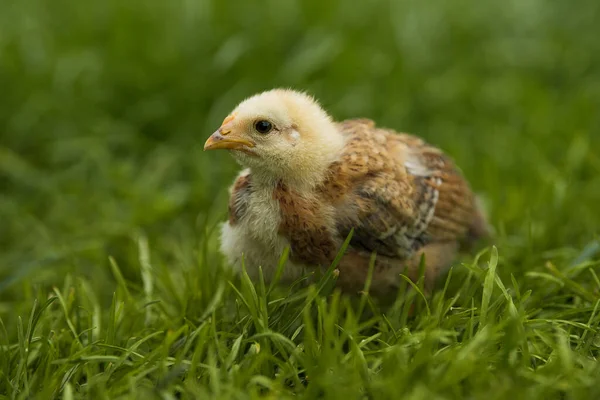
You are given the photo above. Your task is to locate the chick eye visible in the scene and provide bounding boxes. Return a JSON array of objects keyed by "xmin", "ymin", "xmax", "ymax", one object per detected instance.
[{"xmin": 254, "ymin": 120, "xmax": 273, "ymax": 134}]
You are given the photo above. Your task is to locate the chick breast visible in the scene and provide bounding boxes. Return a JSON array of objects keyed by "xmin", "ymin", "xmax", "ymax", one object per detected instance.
[{"xmin": 221, "ymin": 119, "xmax": 488, "ymax": 298}]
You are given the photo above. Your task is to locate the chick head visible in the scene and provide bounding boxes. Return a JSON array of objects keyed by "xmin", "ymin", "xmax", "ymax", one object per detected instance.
[{"xmin": 204, "ymin": 89, "xmax": 345, "ymax": 187}]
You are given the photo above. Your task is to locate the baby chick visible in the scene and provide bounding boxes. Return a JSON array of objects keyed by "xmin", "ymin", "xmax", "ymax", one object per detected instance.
[{"xmin": 204, "ymin": 89, "xmax": 489, "ymax": 298}]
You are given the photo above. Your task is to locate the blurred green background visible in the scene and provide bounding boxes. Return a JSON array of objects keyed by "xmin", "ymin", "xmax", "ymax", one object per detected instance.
[{"xmin": 1, "ymin": 0, "xmax": 599, "ymax": 313}]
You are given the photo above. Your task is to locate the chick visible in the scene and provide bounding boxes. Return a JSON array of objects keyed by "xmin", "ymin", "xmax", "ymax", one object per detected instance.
[{"xmin": 204, "ymin": 89, "xmax": 489, "ymax": 298}]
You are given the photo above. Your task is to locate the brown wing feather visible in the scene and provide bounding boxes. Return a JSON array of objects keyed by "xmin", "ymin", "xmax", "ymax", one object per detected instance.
[
  {"xmin": 331, "ymin": 119, "xmax": 481, "ymax": 260},
  {"xmin": 398, "ymin": 132, "xmax": 478, "ymax": 242}
]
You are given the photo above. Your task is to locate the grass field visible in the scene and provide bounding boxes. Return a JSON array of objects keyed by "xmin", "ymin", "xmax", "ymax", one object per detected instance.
[{"xmin": 1, "ymin": 0, "xmax": 600, "ymax": 398}]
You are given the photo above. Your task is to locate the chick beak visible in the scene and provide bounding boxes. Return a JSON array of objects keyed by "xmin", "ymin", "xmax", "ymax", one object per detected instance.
[{"xmin": 203, "ymin": 128, "xmax": 255, "ymax": 151}]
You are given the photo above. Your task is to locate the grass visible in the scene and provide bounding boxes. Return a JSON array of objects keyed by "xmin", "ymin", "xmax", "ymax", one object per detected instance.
[{"xmin": 1, "ymin": 0, "xmax": 600, "ymax": 398}]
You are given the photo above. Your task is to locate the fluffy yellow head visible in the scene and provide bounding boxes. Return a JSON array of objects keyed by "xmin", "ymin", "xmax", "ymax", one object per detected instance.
[{"xmin": 204, "ymin": 89, "xmax": 346, "ymax": 188}]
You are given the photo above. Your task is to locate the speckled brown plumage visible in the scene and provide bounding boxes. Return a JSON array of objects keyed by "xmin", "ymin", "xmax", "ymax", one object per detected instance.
[{"xmin": 273, "ymin": 182, "xmax": 338, "ymax": 266}]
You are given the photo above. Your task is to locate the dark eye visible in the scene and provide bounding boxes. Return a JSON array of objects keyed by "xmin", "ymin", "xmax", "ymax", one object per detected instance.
[{"xmin": 254, "ymin": 120, "xmax": 272, "ymax": 134}]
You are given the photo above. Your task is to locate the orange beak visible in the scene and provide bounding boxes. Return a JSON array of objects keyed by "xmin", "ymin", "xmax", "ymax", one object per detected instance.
[{"xmin": 203, "ymin": 128, "xmax": 255, "ymax": 151}]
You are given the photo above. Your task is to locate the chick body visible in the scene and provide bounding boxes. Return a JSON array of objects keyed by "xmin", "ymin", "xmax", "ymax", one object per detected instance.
[{"xmin": 206, "ymin": 89, "xmax": 489, "ymax": 297}]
